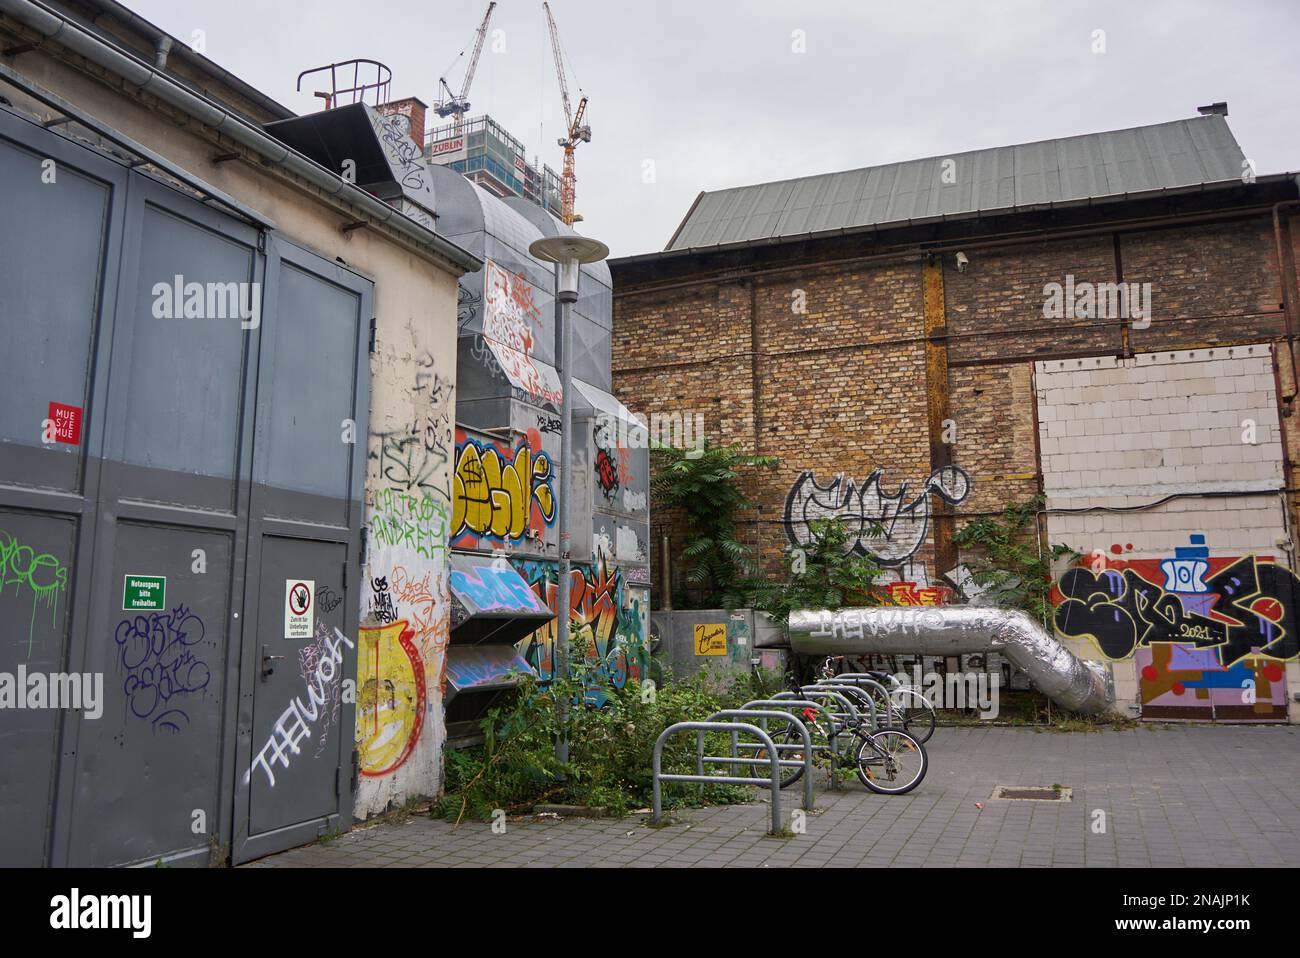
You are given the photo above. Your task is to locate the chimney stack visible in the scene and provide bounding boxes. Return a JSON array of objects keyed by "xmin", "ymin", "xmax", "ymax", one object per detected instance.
[{"xmin": 377, "ymin": 96, "xmax": 428, "ymax": 150}]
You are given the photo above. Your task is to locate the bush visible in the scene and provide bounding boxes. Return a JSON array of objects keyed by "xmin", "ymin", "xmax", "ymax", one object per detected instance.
[{"xmin": 433, "ymin": 647, "xmax": 783, "ymax": 823}]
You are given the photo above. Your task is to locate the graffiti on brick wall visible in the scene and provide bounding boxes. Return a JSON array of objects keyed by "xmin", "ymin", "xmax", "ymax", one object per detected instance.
[
  {"xmin": 784, "ymin": 465, "xmax": 970, "ymax": 564},
  {"xmin": 1053, "ymin": 536, "xmax": 1300, "ymax": 718},
  {"xmin": 452, "ymin": 430, "xmax": 555, "ymax": 547},
  {"xmin": 512, "ymin": 551, "xmax": 647, "ymax": 696},
  {"xmin": 886, "ymin": 582, "xmax": 951, "ymax": 606},
  {"xmin": 357, "ymin": 618, "xmax": 427, "ymax": 777},
  {"xmin": 0, "ymin": 528, "xmax": 69, "ymax": 656}
]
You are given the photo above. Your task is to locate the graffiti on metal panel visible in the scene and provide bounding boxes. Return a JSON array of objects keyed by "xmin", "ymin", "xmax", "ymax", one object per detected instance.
[
  {"xmin": 297, "ymin": 621, "xmax": 348, "ymax": 757},
  {"xmin": 245, "ymin": 624, "xmax": 354, "ymax": 787},
  {"xmin": 114, "ymin": 605, "xmax": 211, "ymax": 735},
  {"xmin": 457, "ymin": 283, "xmax": 482, "ymax": 331},
  {"xmin": 357, "ymin": 618, "xmax": 426, "ymax": 777},
  {"xmin": 784, "ymin": 465, "xmax": 970, "ymax": 564},
  {"xmin": 512, "ymin": 551, "xmax": 647, "ymax": 700},
  {"xmin": 0, "ymin": 528, "xmax": 69, "ymax": 656},
  {"xmin": 452, "ymin": 431, "xmax": 555, "ymax": 546},
  {"xmin": 1053, "ymin": 536, "xmax": 1300, "ymax": 672},
  {"xmin": 481, "ymin": 259, "xmax": 562, "ymax": 405},
  {"xmin": 450, "ymin": 563, "xmax": 548, "ymax": 614}
]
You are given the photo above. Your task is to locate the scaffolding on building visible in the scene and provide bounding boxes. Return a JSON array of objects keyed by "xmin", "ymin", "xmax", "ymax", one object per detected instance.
[{"xmin": 426, "ymin": 114, "xmax": 564, "ymax": 218}]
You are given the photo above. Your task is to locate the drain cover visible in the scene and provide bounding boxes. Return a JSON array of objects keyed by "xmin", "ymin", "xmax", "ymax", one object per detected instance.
[{"xmin": 991, "ymin": 785, "xmax": 1072, "ymax": 802}]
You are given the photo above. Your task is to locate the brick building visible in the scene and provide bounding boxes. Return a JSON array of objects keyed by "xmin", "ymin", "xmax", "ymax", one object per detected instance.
[{"xmin": 611, "ymin": 109, "xmax": 1300, "ymax": 722}]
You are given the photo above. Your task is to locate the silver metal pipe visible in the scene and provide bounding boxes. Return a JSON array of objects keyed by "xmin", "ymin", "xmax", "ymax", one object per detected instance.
[
  {"xmin": 553, "ymin": 276, "xmax": 575, "ymax": 764},
  {"xmin": 788, "ymin": 606, "xmax": 1116, "ymax": 716}
]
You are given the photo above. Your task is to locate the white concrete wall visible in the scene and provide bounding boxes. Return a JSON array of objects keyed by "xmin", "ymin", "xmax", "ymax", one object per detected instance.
[{"xmin": 1035, "ymin": 344, "xmax": 1292, "ymax": 717}]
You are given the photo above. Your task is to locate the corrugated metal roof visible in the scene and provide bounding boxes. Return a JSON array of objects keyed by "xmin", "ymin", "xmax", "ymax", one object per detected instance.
[{"xmin": 666, "ymin": 115, "xmax": 1247, "ymax": 251}]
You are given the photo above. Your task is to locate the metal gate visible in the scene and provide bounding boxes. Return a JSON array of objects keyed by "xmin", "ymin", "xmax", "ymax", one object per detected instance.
[{"xmin": 0, "ymin": 103, "xmax": 369, "ymax": 866}]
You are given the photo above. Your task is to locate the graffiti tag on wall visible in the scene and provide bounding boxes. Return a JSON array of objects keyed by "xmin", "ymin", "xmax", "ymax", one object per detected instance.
[
  {"xmin": 784, "ymin": 465, "xmax": 970, "ymax": 564},
  {"xmin": 114, "ymin": 605, "xmax": 211, "ymax": 735},
  {"xmin": 452, "ymin": 431, "xmax": 555, "ymax": 546},
  {"xmin": 246, "ymin": 624, "xmax": 355, "ymax": 787},
  {"xmin": 1053, "ymin": 555, "xmax": 1300, "ymax": 666},
  {"xmin": 0, "ymin": 528, "xmax": 69, "ymax": 656},
  {"xmin": 357, "ymin": 618, "xmax": 426, "ymax": 777}
]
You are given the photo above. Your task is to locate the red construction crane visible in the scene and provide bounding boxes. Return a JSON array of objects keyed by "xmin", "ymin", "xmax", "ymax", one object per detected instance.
[
  {"xmin": 544, "ymin": 1, "xmax": 590, "ymax": 225},
  {"xmin": 434, "ymin": 2, "xmax": 496, "ymax": 135}
]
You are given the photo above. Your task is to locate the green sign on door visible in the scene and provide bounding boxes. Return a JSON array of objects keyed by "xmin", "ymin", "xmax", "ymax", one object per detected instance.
[{"xmin": 122, "ymin": 574, "xmax": 166, "ymax": 612}]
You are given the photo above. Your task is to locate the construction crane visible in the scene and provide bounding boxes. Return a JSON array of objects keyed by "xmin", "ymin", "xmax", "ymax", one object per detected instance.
[
  {"xmin": 544, "ymin": 1, "xmax": 590, "ymax": 225},
  {"xmin": 434, "ymin": 1, "xmax": 496, "ymax": 135}
]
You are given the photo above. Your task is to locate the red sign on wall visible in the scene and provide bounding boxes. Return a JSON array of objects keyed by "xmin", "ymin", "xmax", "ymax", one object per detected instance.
[{"xmin": 48, "ymin": 402, "xmax": 82, "ymax": 445}]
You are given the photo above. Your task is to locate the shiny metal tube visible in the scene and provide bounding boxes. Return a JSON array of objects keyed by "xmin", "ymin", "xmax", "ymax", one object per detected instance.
[{"xmin": 788, "ymin": 606, "xmax": 1116, "ymax": 716}]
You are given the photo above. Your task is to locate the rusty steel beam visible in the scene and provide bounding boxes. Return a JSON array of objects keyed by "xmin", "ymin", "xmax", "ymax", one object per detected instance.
[{"xmin": 922, "ymin": 255, "xmax": 955, "ymax": 574}]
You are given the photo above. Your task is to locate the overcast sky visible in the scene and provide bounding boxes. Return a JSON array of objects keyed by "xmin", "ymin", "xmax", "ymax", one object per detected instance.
[{"xmin": 125, "ymin": 0, "xmax": 1300, "ymax": 258}]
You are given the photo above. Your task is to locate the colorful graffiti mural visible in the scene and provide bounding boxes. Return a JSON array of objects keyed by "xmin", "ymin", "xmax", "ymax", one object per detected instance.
[
  {"xmin": 356, "ymin": 618, "xmax": 427, "ymax": 777},
  {"xmin": 511, "ymin": 551, "xmax": 647, "ymax": 696},
  {"xmin": 784, "ymin": 465, "xmax": 970, "ymax": 565},
  {"xmin": 481, "ymin": 259, "xmax": 562, "ymax": 405},
  {"xmin": 1053, "ymin": 535, "xmax": 1300, "ymax": 721},
  {"xmin": 452, "ymin": 430, "xmax": 555, "ymax": 547},
  {"xmin": 885, "ymin": 581, "xmax": 951, "ymax": 606}
]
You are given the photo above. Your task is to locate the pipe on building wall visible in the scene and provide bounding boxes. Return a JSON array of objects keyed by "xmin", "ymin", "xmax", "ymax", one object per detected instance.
[
  {"xmin": 0, "ymin": 0, "xmax": 482, "ymax": 274},
  {"xmin": 787, "ymin": 606, "xmax": 1117, "ymax": 716}
]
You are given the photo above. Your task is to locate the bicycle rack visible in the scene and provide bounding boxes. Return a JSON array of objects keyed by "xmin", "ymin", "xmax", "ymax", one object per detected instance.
[
  {"xmin": 739, "ymin": 698, "xmax": 842, "ymax": 791},
  {"xmin": 652, "ymin": 719, "xmax": 806, "ymax": 834},
  {"xmin": 776, "ymin": 685, "xmax": 875, "ymax": 729},
  {"xmin": 701, "ymin": 709, "xmax": 815, "ymax": 813}
]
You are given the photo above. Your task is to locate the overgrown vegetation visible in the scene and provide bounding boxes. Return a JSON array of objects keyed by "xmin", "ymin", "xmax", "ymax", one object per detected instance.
[
  {"xmin": 953, "ymin": 496, "xmax": 1078, "ymax": 623},
  {"xmin": 650, "ymin": 440, "xmax": 776, "ymax": 609},
  {"xmin": 749, "ymin": 517, "xmax": 889, "ymax": 625},
  {"xmin": 433, "ymin": 632, "xmax": 786, "ymax": 824}
]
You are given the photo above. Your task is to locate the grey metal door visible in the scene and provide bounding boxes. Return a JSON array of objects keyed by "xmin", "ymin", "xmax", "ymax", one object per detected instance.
[
  {"xmin": 232, "ymin": 240, "xmax": 369, "ymax": 864},
  {"xmin": 0, "ymin": 106, "xmax": 127, "ymax": 867},
  {"xmin": 65, "ymin": 174, "xmax": 264, "ymax": 867}
]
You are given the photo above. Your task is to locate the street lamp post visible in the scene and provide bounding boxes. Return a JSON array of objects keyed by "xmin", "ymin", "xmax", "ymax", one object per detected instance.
[{"xmin": 529, "ymin": 234, "xmax": 609, "ymax": 766}]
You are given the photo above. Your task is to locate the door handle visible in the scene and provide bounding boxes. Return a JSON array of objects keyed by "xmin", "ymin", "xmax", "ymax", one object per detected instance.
[{"xmin": 261, "ymin": 645, "xmax": 286, "ymax": 678}]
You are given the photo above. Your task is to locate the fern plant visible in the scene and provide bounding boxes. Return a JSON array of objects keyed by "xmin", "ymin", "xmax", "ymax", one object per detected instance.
[
  {"xmin": 651, "ymin": 440, "xmax": 776, "ymax": 609},
  {"xmin": 952, "ymin": 495, "xmax": 1078, "ymax": 623}
]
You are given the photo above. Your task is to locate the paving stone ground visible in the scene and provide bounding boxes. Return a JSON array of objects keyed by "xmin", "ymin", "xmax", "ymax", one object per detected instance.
[{"xmin": 247, "ymin": 725, "xmax": 1300, "ymax": 868}]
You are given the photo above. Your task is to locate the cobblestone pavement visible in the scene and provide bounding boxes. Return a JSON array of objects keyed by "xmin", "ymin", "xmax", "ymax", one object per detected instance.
[{"xmin": 248, "ymin": 725, "xmax": 1300, "ymax": 868}]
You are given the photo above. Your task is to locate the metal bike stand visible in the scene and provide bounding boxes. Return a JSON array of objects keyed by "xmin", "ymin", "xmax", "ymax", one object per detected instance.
[
  {"xmin": 740, "ymin": 698, "xmax": 840, "ymax": 792},
  {"xmin": 653, "ymin": 721, "xmax": 785, "ymax": 834},
  {"xmin": 702, "ymin": 709, "xmax": 815, "ymax": 814}
]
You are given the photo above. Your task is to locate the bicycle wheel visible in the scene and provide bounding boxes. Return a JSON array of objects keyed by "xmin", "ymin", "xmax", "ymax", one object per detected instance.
[
  {"xmin": 856, "ymin": 728, "xmax": 927, "ymax": 794},
  {"xmin": 888, "ymin": 688, "xmax": 937, "ymax": 744},
  {"xmin": 737, "ymin": 720, "xmax": 807, "ymax": 789}
]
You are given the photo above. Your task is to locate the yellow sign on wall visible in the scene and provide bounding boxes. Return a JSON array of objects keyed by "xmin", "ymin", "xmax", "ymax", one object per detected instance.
[{"xmin": 694, "ymin": 622, "xmax": 727, "ymax": 656}]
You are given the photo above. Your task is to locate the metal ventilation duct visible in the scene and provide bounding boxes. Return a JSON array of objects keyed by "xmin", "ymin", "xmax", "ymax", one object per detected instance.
[{"xmin": 788, "ymin": 606, "xmax": 1117, "ymax": 716}]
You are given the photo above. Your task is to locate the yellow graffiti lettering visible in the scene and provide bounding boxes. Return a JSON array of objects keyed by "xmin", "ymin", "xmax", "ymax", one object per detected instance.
[{"xmin": 453, "ymin": 439, "xmax": 555, "ymax": 543}]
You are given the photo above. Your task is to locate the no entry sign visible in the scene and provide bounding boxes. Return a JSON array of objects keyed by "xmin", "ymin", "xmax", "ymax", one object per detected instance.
[{"xmin": 284, "ymin": 579, "xmax": 314, "ymax": 639}]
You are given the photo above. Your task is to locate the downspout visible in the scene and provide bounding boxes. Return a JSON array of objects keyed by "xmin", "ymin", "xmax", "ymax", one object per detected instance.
[
  {"xmin": 0, "ymin": 0, "xmax": 481, "ymax": 274},
  {"xmin": 788, "ymin": 606, "xmax": 1117, "ymax": 716}
]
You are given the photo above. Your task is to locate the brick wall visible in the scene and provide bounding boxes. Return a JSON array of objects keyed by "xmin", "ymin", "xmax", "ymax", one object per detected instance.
[{"xmin": 616, "ymin": 211, "xmax": 1297, "ymax": 623}]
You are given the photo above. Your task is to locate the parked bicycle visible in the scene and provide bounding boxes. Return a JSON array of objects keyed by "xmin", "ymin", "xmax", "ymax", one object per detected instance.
[
  {"xmin": 738, "ymin": 685, "xmax": 928, "ymax": 795},
  {"xmin": 818, "ymin": 655, "xmax": 937, "ymax": 744}
]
